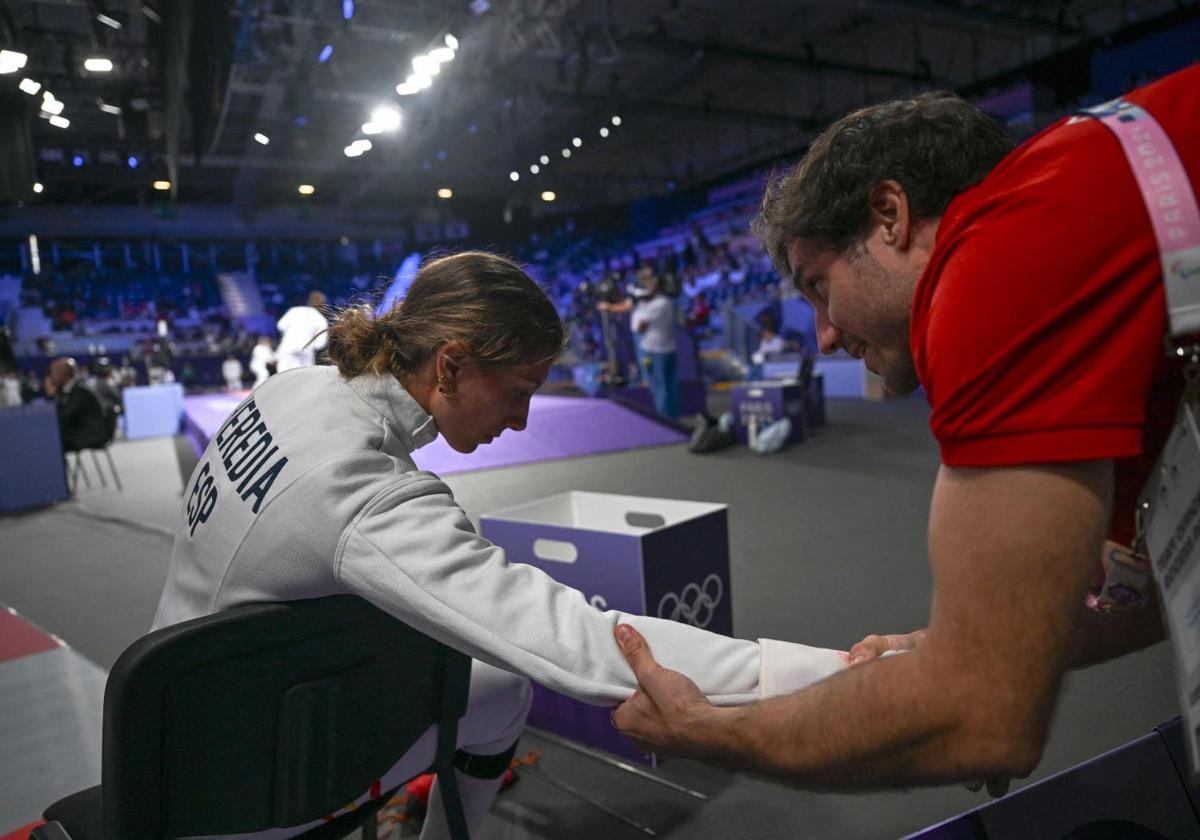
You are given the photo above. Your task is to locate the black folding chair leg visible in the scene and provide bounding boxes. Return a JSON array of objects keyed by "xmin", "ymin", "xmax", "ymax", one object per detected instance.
[
  {"xmin": 103, "ymin": 448, "xmax": 122, "ymax": 491},
  {"xmin": 90, "ymin": 450, "xmax": 108, "ymax": 488}
]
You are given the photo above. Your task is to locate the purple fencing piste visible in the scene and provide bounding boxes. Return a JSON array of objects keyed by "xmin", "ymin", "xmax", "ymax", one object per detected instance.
[{"xmin": 481, "ymin": 491, "xmax": 732, "ymax": 765}]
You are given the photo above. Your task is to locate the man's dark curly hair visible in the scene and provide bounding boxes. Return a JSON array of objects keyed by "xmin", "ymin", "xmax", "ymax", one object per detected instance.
[{"xmin": 753, "ymin": 91, "xmax": 1014, "ymax": 276}]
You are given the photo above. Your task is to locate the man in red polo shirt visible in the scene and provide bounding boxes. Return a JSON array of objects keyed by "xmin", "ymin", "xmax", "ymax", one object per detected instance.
[{"xmin": 609, "ymin": 63, "xmax": 1199, "ymax": 788}]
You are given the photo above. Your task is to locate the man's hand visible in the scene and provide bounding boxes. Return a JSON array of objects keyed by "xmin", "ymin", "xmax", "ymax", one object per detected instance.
[
  {"xmin": 847, "ymin": 628, "xmax": 926, "ymax": 665},
  {"xmin": 611, "ymin": 624, "xmax": 716, "ymax": 757}
]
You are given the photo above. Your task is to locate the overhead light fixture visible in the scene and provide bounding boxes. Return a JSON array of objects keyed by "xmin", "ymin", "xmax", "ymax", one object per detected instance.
[
  {"xmin": 572, "ymin": 136, "xmax": 582, "ymax": 147},
  {"xmin": 98, "ymin": 101, "xmax": 122, "ymax": 115},
  {"xmin": 411, "ymin": 55, "xmax": 439, "ymax": 76},
  {"xmin": 48, "ymin": 115, "xmax": 70, "ymax": 128},
  {"xmin": 298, "ymin": 184, "xmax": 315, "ymax": 195},
  {"xmin": 445, "ymin": 33, "xmax": 459, "ymax": 50},
  {"xmin": 41, "ymin": 94, "xmax": 64, "ymax": 116},
  {"xmin": 96, "ymin": 13, "xmax": 122, "ymax": 30},
  {"xmin": 429, "ymin": 47, "xmax": 455, "ymax": 63},
  {"xmin": 153, "ymin": 180, "xmax": 171, "ymax": 191},
  {"xmin": 470, "ymin": 0, "xmax": 491, "ymax": 14},
  {"xmin": 530, "ymin": 164, "xmax": 539, "ymax": 174},
  {"xmin": 342, "ymin": 0, "xmax": 354, "ymax": 20},
  {"xmin": 344, "ymin": 144, "xmax": 364, "ymax": 157},
  {"xmin": 395, "ymin": 80, "xmax": 420, "ymax": 96},
  {"xmin": 0, "ymin": 50, "xmax": 28, "ymax": 74},
  {"xmin": 599, "ymin": 126, "xmax": 610, "ymax": 137},
  {"xmin": 318, "ymin": 44, "xmax": 334, "ymax": 63},
  {"xmin": 33, "ymin": 182, "xmax": 43, "ymax": 193},
  {"xmin": 541, "ymin": 190, "xmax": 556, "ymax": 202},
  {"xmin": 370, "ymin": 105, "xmax": 401, "ymax": 131},
  {"xmin": 18, "ymin": 78, "xmax": 40, "ymax": 95},
  {"xmin": 539, "ymin": 155, "xmax": 549, "ymax": 165},
  {"xmin": 71, "ymin": 154, "xmax": 85, "ymax": 167},
  {"xmin": 509, "ymin": 171, "xmax": 519, "ymax": 181},
  {"xmin": 412, "ymin": 73, "xmax": 433, "ymax": 89},
  {"xmin": 561, "ymin": 148, "xmax": 571, "ymax": 158},
  {"xmin": 352, "ymin": 139, "xmax": 372, "ymax": 152},
  {"xmin": 253, "ymin": 132, "xmax": 270, "ymax": 145},
  {"xmin": 437, "ymin": 187, "xmax": 453, "ymax": 199},
  {"xmin": 611, "ymin": 115, "xmax": 622, "ymax": 126},
  {"xmin": 127, "ymin": 155, "xmax": 139, "ymax": 168},
  {"xmin": 83, "ymin": 57, "xmax": 114, "ymax": 72},
  {"xmin": 361, "ymin": 122, "xmax": 383, "ymax": 135},
  {"xmin": 142, "ymin": 6, "xmax": 162, "ymax": 24}
]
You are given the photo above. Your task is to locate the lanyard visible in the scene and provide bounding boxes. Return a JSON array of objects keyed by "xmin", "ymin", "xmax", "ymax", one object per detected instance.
[{"xmin": 1076, "ymin": 97, "xmax": 1200, "ymax": 342}]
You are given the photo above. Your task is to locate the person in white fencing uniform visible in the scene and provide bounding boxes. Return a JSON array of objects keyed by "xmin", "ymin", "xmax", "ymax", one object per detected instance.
[
  {"xmin": 154, "ymin": 252, "xmax": 850, "ymax": 840},
  {"xmin": 248, "ymin": 336, "xmax": 275, "ymax": 387},
  {"xmin": 274, "ymin": 291, "xmax": 329, "ymax": 372}
]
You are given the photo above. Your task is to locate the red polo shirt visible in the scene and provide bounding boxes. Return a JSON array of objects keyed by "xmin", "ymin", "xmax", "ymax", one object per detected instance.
[{"xmin": 912, "ymin": 64, "xmax": 1200, "ymax": 544}]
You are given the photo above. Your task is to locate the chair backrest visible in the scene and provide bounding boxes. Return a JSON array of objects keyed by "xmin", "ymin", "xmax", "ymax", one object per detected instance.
[{"xmin": 102, "ymin": 595, "xmax": 471, "ymax": 839}]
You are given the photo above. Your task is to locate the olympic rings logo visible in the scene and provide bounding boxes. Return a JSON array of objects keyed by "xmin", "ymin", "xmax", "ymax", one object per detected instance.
[{"xmin": 657, "ymin": 574, "xmax": 724, "ymax": 628}]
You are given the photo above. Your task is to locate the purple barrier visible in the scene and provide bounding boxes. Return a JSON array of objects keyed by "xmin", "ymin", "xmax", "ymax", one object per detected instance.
[{"xmin": 481, "ymin": 491, "xmax": 732, "ymax": 766}]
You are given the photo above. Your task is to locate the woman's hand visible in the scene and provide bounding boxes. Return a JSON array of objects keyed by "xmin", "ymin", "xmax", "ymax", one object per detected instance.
[{"xmin": 846, "ymin": 628, "xmax": 926, "ymax": 665}]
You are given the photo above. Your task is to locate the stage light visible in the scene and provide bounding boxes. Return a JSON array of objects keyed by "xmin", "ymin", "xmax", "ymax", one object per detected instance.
[
  {"xmin": 33, "ymin": 182, "xmax": 43, "ymax": 193},
  {"xmin": 561, "ymin": 148, "xmax": 571, "ymax": 158},
  {"xmin": 370, "ymin": 105, "xmax": 401, "ymax": 131},
  {"xmin": 84, "ymin": 57, "xmax": 114, "ymax": 72},
  {"xmin": 18, "ymin": 78, "xmax": 40, "ymax": 95},
  {"xmin": 318, "ymin": 44, "xmax": 334, "ymax": 63},
  {"xmin": 153, "ymin": 180, "xmax": 171, "ymax": 191},
  {"xmin": 253, "ymin": 132, "xmax": 270, "ymax": 145},
  {"xmin": 572, "ymin": 136, "xmax": 582, "ymax": 147},
  {"xmin": 430, "ymin": 47, "xmax": 455, "ymax": 63},
  {"xmin": 437, "ymin": 188, "xmax": 453, "ymax": 199},
  {"xmin": 352, "ymin": 139, "xmax": 372, "ymax": 152},
  {"xmin": 362, "ymin": 122, "xmax": 382, "ymax": 135},
  {"xmin": 41, "ymin": 95, "xmax": 64, "ymax": 116},
  {"xmin": 530, "ymin": 164, "xmax": 539, "ymax": 174},
  {"xmin": 411, "ymin": 54, "xmax": 439, "ymax": 76},
  {"xmin": 127, "ymin": 155, "xmax": 139, "ymax": 168},
  {"xmin": 541, "ymin": 191, "xmax": 556, "ymax": 202},
  {"xmin": 98, "ymin": 101, "xmax": 122, "ymax": 115},
  {"xmin": 344, "ymin": 144, "xmax": 364, "ymax": 157},
  {"xmin": 71, "ymin": 155, "xmax": 84, "ymax": 167},
  {"xmin": 48, "ymin": 115, "xmax": 70, "ymax": 128},
  {"xmin": 445, "ymin": 33, "xmax": 459, "ymax": 50},
  {"xmin": 96, "ymin": 13, "xmax": 122, "ymax": 30},
  {"xmin": 509, "ymin": 171, "xmax": 519, "ymax": 181},
  {"xmin": 395, "ymin": 80, "xmax": 419, "ymax": 95},
  {"xmin": 342, "ymin": 0, "xmax": 354, "ymax": 20},
  {"xmin": 0, "ymin": 50, "xmax": 28, "ymax": 74},
  {"xmin": 142, "ymin": 6, "xmax": 162, "ymax": 23},
  {"xmin": 539, "ymin": 154, "xmax": 549, "ymax": 165},
  {"xmin": 611, "ymin": 115, "xmax": 621, "ymax": 125},
  {"xmin": 599, "ymin": 126, "xmax": 609, "ymax": 137},
  {"xmin": 298, "ymin": 184, "xmax": 315, "ymax": 195},
  {"xmin": 412, "ymin": 73, "xmax": 433, "ymax": 89},
  {"xmin": 29, "ymin": 234, "xmax": 40, "ymax": 274}
]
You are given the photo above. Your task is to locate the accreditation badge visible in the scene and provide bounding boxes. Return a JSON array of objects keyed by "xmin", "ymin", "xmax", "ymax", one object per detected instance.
[{"xmin": 1140, "ymin": 395, "xmax": 1200, "ymax": 781}]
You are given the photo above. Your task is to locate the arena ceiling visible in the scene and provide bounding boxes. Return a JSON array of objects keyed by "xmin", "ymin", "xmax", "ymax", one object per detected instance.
[{"xmin": 2, "ymin": 0, "xmax": 1196, "ymax": 217}]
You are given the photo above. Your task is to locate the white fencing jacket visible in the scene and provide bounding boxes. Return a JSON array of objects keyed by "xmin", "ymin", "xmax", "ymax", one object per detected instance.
[{"xmin": 153, "ymin": 367, "xmax": 847, "ymax": 706}]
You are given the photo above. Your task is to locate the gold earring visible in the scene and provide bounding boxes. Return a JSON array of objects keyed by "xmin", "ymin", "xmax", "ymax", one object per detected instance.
[{"xmin": 437, "ymin": 373, "xmax": 454, "ymax": 397}]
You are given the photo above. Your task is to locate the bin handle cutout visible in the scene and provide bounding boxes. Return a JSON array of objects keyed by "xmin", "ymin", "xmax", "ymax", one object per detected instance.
[
  {"xmin": 533, "ymin": 538, "xmax": 578, "ymax": 564},
  {"xmin": 625, "ymin": 512, "xmax": 666, "ymax": 530}
]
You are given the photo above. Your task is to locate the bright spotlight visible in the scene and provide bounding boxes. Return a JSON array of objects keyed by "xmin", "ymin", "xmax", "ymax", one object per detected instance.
[
  {"xmin": 33, "ymin": 182, "xmax": 43, "ymax": 193},
  {"xmin": 318, "ymin": 44, "xmax": 334, "ymax": 63},
  {"xmin": 0, "ymin": 50, "xmax": 28, "ymax": 74},
  {"xmin": 370, "ymin": 106, "xmax": 401, "ymax": 131},
  {"xmin": 72, "ymin": 155, "xmax": 85, "ymax": 167},
  {"xmin": 540, "ymin": 191, "xmax": 556, "ymax": 202},
  {"xmin": 127, "ymin": 155, "xmax": 139, "ymax": 168},
  {"xmin": 342, "ymin": 0, "xmax": 354, "ymax": 20},
  {"xmin": 611, "ymin": 115, "xmax": 621, "ymax": 125},
  {"xmin": 253, "ymin": 132, "xmax": 270, "ymax": 145},
  {"xmin": 411, "ymin": 54, "xmax": 440, "ymax": 76},
  {"xmin": 153, "ymin": 180, "xmax": 171, "ymax": 191},
  {"xmin": 41, "ymin": 94, "xmax": 63, "ymax": 115},
  {"xmin": 599, "ymin": 126, "xmax": 610, "ymax": 137},
  {"xmin": 445, "ymin": 33, "xmax": 459, "ymax": 50},
  {"xmin": 48, "ymin": 115, "xmax": 70, "ymax": 128},
  {"xmin": 395, "ymin": 80, "xmax": 420, "ymax": 96},
  {"xmin": 18, "ymin": 78, "xmax": 40, "ymax": 95},
  {"xmin": 561, "ymin": 148, "xmax": 571, "ymax": 158},
  {"xmin": 412, "ymin": 73, "xmax": 433, "ymax": 89},
  {"xmin": 437, "ymin": 187, "xmax": 453, "ymax": 199},
  {"xmin": 298, "ymin": 184, "xmax": 316, "ymax": 195},
  {"xmin": 361, "ymin": 122, "xmax": 383, "ymax": 135},
  {"xmin": 572, "ymin": 136, "xmax": 582, "ymax": 147},
  {"xmin": 530, "ymin": 164, "xmax": 540, "ymax": 174},
  {"xmin": 98, "ymin": 101, "xmax": 122, "ymax": 115},
  {"xmin": 84, "ymin": 57, "xmax": 114, "ymax": 72},
  {"xmin": 96, "ymin": 13, "xmax": 122, "ymax": 30},
  {"xmin": 430, "ymin": 47, "xmax": 455, "ymax": 63},
  {"xmin": 539, "ymin": 154, "xmax": 549, "ymax": 165},
  {"xmin": 344, "ymin": 144, "xmax": 364, "ymax": 157},
  {"xmin": 352, "ymin": 139, "xmax": 373, "ymax": 152},
  {"xmin": 509, "ymin": 171, "xmax": 519, "ymax": 181}
]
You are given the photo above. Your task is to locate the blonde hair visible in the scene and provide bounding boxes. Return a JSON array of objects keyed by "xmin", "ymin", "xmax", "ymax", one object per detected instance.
[{"xmin": 326, "ymin": 251, "xmax": 564, "ymax": 379}]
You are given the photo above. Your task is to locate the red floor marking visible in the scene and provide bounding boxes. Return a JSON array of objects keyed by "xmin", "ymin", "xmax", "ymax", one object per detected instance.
[
  {"xmin": 0, "ymin": 609, "xmax": 60, "ymax": 664},
  {"xmin": 0, "ymin": 819, "xmax": 46, "ymax": 840}
]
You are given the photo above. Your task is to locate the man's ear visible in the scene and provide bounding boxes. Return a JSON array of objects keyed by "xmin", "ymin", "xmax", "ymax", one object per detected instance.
[{"xmin": 867, "ymin": 180, "xmax": 912, "ymax": 250}]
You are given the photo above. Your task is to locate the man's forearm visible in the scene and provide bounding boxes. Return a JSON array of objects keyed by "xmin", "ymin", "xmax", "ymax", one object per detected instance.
[{"xmin": 1069, "ymin": 597, "xmax": 1166, "ymax": 669}]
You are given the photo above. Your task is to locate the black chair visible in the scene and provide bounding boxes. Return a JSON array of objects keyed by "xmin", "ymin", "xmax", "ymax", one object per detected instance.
[
  {"xmin": 66, "ymin": 408, "xmax": 122, "ymax": 493},
  {"xmin": 32, "ymin": 595, "xmax": 472, "ymax": 840}
]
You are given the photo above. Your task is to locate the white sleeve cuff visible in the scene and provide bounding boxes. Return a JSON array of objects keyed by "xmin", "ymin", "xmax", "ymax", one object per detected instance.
[{"xmin": 758, "ymin": 638, "xmax": 849, "ymax": 699}]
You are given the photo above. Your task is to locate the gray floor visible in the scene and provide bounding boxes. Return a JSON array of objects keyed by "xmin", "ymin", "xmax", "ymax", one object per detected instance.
[{"xmin": 0, "ymin": 395, "xmax": 1180, "ymax": 839}]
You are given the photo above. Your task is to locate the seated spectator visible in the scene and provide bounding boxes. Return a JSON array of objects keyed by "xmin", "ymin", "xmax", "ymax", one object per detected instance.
[{"xmin": 45, "ymin": 357, "xmax": 108, "ymax": 452}]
